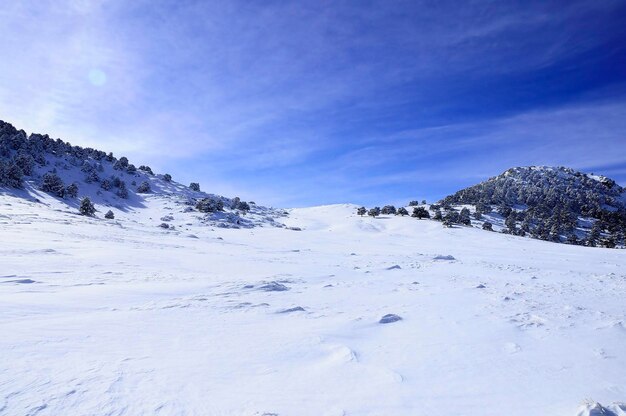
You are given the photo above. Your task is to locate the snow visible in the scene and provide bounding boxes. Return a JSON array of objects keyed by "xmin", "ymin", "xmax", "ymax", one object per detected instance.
[{"xmin": 1, "ymin": 198, "xmax": 626, "ymax": 415}]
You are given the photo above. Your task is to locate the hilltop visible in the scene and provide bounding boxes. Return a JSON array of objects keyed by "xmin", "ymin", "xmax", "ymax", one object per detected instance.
[
  {"xmin": 0, "ymin": 120, "xmax": 286, "ymax": 230},
  {"xmin": 438, "ymin": 166, "xmax": 626, "ymax": 247}
]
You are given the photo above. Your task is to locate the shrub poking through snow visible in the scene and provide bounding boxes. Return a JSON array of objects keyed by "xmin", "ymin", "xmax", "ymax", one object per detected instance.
[
  {"xmin": 137, "ymin": 181, "xmax": 151, "ymax": 193},
  {"xmin": 397, "ymin": 207, "xmax": 409, "ymax": 216},
  {"xmin": 357, "ymin": 207, "xmax": 367, "ymax": 216},
  {"xmin": 104, "ymin": 210, "xmax": 115, "ymax": 219},
  {"xmin": 482, "ymin": 221, "xmax": 493, "ymax": 231},
  {"xmin": 79, "ymin": 197, "xmax": 96, "ymax": 216},
  {"xmin": 189, "ymin": 182, "xmax": 200, "ymax": 192},
  {"xmin": 163, "ymin": 173, "xmax": 172, "ymax": 182},
  {"xmin": 196, "ymin": 197, "xmax": 224, "ymax": 213}
]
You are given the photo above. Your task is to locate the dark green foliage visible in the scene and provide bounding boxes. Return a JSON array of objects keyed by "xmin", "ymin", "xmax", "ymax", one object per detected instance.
[
  {"xmin": 411, "ymin": 207, "xmax": 430, "ymax": 219},
  {"xmin": 368, "ymin": 207, "xmax": 381, "ymax": 217},
  {"xmin": 196, "ymin": 197, "xmax": 224, "ymax": 213},
  {"xmin": 79, "ymin": 197, "xmax": 96, "ymax": 216},
  {"xmin": 459, "ymin": 207, "xmax": 471, "ymax": 225},
  {"xmin": 41, "ymin": 171, "xmax": 65, "ymax": 197},
  {"xmin": 0, "ymin": 159, "xmax": 24, "ymax": 188},
  {"xmin": 113, "ymin": 156, "xmax": 129, "ymax": 170},
  {"xmin": 65, "ymin": 183, "xmax": 78, "ymax": 198},
  {"xmin": 138, "ymin": 165, "xmax": 153, "ymax": 175},
  {"xmin": 137, "ymin": 181, "xmax": 151, "ymax": 193}
]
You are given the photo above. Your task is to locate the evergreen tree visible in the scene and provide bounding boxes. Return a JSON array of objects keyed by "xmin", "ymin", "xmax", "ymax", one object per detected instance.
[
  {"xmin": 189, "ymin": 182, "xmax": 200, "ymax": 192},
  {"xmin": 41, "ymin": 172, "xmax": 65, "ymax": 197},
  {"xmin": 65, "ymin": 183, "xmax": 79, "ymax": 198},
  {"xmin": 411, "ymin": 207, "xmax": 430, "ymax": 219},
  {"xmin": 163, "ymin": 173, "xmax": 172, "ymax": 182},
  {"xmin": 137, "ymin": 181, "xmax": 151, "ymax": 193},
  {"xmin": 79, "ymin": 197, "xmax": 96, "ymax": 216},
  {"xmin": 381, "ymin": 205, "xmax": 396, "ymax": 215},
  {"xmin": 397, "ymin": 207, "xmax": 409, "ymax": 216},
  {"xmin": 357, "ymin": 207, "xmax": 367, "ymax": 216},
  {"xmin": 368, "ymin": 207, "xmax": 381, "ymax": 217},
  {"xmin": 459, "ymin": 207, "xmax": 471, "ymax": 225},
  {"xmin": 104, "ymin": 210, "xmax": 115, "ymax": 219},
  {"xmin": 482, "ymin": 221, "xmax": 493, "ymax": 231}
]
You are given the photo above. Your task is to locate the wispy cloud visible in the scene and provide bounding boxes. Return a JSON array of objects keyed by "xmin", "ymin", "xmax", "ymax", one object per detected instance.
[{"xmin": 1, "ymin": 0, "xmax": 625, "ymax": 206}]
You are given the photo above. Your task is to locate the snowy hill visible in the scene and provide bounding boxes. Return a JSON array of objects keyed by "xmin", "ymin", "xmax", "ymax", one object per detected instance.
[
  {"xmin": 439, "ymin": 166, "xmax": 626, "ymax": 247},
  {"xmin": 2, "ymin": 121, "xmax": 626, "ymax": 415},
  {"xmin": 0, "ymin": 120, "xmax": 286, "ymax": 229}
]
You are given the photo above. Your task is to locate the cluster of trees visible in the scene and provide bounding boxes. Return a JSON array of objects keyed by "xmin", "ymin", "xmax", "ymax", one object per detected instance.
[
  {"xmin": 356, "ymin": 204, "xmax": 430, "ymax": 219},
  {"xmin": 440, "ymin": 167, "xmax": 625, "ymax": 248}
]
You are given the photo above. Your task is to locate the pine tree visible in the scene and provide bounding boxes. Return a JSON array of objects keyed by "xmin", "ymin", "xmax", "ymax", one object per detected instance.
[
  {"xmin": 137, "ymin": 181, "xmax": 151, "ymax": 193},
  {"xmin": 65, "ymin": 183, "xmax": 79, "ymax": 198},
  {"xmin": 79, "ymin": 197, "xmax": 96, "ymax": 216},
  {"xmin": 105, "ymin": 210, "xmax": 115, "ymax": 219},
  {"xmin": 368, "ymin": 207, "xmax": 381, "ymax": 217},
  {"xmin": 411, "ymin": 207, "xmax": 430, "ymax": 219},
  {"xmin": 381, "ymin": 205, "xmax": 396, "ymax": 215},
  {"xmin": 41, "ymin": 172, "xmax": 65, "ymax": 197},
  {"xmin": 459, "ymin": 207, "xmax": 471, "ymax": 225}
]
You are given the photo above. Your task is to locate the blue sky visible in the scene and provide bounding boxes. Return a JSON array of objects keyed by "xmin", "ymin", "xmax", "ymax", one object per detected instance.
[{"xmin": 1, "ymin": 0, "xmax": 625, "ymax": 207}]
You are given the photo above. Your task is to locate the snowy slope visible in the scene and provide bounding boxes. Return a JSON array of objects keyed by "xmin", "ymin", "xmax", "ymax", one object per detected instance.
[{"xmin": 1, "ymin": 201, "xmax": 625, "ymax": 415}]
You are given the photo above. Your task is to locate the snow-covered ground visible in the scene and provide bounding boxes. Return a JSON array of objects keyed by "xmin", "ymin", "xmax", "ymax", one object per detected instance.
[{"xmin": 1, "ymin": 197, "xmax": 625, "ymax": 415}]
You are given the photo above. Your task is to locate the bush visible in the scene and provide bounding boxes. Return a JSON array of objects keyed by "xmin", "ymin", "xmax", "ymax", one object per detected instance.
[
  {"xmin": 236, "ymin": 201, "xmax": 251, "ymax": 211},
  {"xmin": 104, "ymin": 210, "xmax": 115, "ymax": 219},
  {"xmin": 137, "ymin": 181, "xmax": 151, "ymax": 193},
  {"xmin": 397, "ymin": 207, "xmax": 409, "ymax": 216},
  {"xmin": 113, "ymin": 156, "xmax": 129, "ymax": 170},
  {"xmin": 41, "ymin": 172, "xmax": 65, "ymax": 197},
  {"xmin": 357, "ymin": 207, "xmax": 367, "ymax": 216},
  {"xmin": 65, "ymin": 183, "xmax": 79, "ymax": 198},
  {"xmin": 138, "ymin": 165, "xmax": 153, "ymax": 175},
  {"xmin": 196, "ymin": 197, "xmax": 224, "ymax": 213},
  {"xmin": 100, "ymin": 179, "xmax": 112, "ymax": 191},
  {"xmin": 79, "ymin": 197, "xmax": 96, "ymax": 216},
  {"xmin": 0, "ymin": 160, "xmax": 24, "ymax": 188},
  {"xmin": 116, "ymin": 181, "xmax": 128, "ymax": 199},
  {"xmin": 163, "ymin": 173, "xmax": 172, "ymax": 182},
  {"xmin": 381, "ymin": 205, "xmax": 396, "ymax": 215},
  {"xmin": 482, "ymin": 221, "xmax": 493, "ymax": 231},
  {"xmin": 189, "ymin": 182, "xmax": 200, "ymax": 192},
  {"xmin": 368, "ymin": 207, "xmax": 381, "ymax": 217},
  {"xmin": 411, "ymin": 207, "xmax": 430, "ymax": 219}
]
